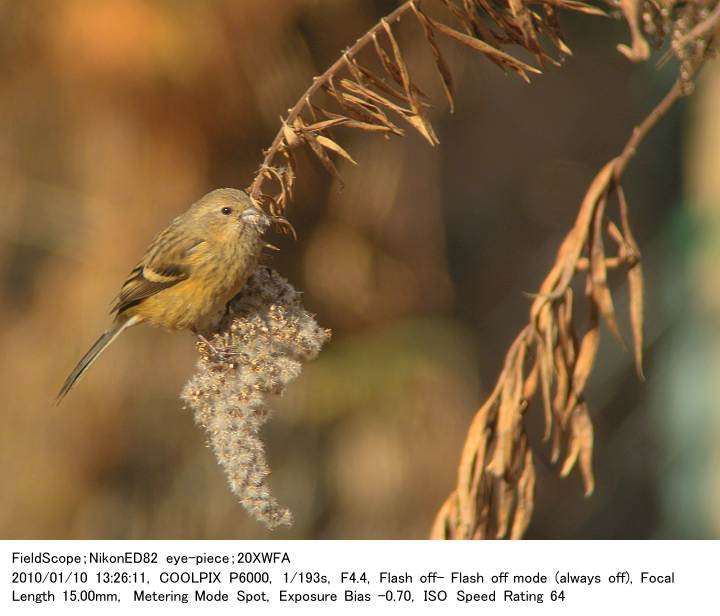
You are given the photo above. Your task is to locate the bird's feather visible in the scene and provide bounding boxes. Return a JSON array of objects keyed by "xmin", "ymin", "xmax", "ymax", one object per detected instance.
[
  {"xmin": 111, "ymin": 234, "xmax": 205, "ymax": 315},
  {"xmin": 56, "ymin": 316, "xmax": 141, "ymax": 403}
]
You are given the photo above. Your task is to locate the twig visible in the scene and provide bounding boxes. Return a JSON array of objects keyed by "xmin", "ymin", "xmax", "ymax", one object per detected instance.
[
  {"xmin": 247, "ymin": 1, "xmax": 417, "ymax": 199},
  {"xmin": 613, "ymin": 77, "xmax": 688, "ymax": 179},
  {"xmin": 675, "ymin": 1, "xmax": 720, "ymax": 48}
]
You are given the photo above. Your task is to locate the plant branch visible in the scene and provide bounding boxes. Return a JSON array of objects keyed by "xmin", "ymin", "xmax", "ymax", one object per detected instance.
[
  {"xmin": 613, "ymin": 77, "xmax": 688, "ymax": 180},
  {"xmin": 431, "ymin": 57, "xmax": 707, "ymax": 540},
  {"xmin": 247, "ymin": 0, "xmax": 417, "ymax": 199},
  {"xmin": 245, "ymin": 0, "xmax": 596, "ymax": 220}
]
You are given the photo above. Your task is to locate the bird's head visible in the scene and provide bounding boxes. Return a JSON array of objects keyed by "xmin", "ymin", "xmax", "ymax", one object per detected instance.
[{"xmin": 191, "ymin": 188, "xmax": 270, "ymax": 239}]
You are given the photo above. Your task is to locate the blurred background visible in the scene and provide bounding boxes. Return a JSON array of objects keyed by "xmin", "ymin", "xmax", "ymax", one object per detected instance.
[{"xmin": 1, "ymin": 0, "xmax": 718, "ymax": 539}]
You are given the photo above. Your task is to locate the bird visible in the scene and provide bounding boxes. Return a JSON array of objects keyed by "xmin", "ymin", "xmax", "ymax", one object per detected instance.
[{"xmin": 57, "ymin": 188, "xmax": 270, "ymax": 403}]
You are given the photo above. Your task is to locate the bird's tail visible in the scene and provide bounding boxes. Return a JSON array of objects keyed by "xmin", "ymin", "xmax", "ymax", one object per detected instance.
[{"xmin": 56, "ymin": 316, "xmax": 139, "ymax": 404}]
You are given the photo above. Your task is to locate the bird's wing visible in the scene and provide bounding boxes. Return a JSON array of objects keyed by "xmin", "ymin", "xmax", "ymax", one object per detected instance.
[{"xmin": 111, "ymin": 232, "xmax": 206, "ymax": 316}]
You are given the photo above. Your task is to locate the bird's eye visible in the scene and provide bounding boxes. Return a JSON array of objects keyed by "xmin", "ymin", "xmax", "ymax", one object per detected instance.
[{"xmin": 221, "ymin": 206, "xmax": 232, "ymax": 215}]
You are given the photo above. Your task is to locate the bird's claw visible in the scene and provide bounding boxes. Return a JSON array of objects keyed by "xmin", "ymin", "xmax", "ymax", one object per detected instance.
[{"xmin": 195, "ymin": 333, "xmax": 237, "ymax": 360}]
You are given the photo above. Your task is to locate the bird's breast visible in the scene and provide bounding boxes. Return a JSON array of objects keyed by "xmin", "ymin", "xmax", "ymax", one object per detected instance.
[{"xmin": 129, "ymin": 235, "xmax": 261, "ymax": 332}]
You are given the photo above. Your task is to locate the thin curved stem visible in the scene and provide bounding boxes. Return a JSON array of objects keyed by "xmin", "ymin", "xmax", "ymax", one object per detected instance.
[
  {"xmin": 247, "ymin": 0, "xmax": 417, "ymax": 199},
  {"xmin": 613, "ymin": 77, "xmax": 687, "ymax": 180}
]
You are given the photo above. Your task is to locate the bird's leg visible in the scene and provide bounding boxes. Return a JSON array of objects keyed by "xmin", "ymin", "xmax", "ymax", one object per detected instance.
[
  {"xmin": 194, "ymin": 331, "xmax": 218, "ymax": 353},
  {"xmin": 192, "ymin": 330, "xmax": 237, "ymax": 359}
]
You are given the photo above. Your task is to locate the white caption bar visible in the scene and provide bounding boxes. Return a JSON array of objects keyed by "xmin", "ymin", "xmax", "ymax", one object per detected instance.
[{"xmin": 1, "ymin": 540, "xmax": 716, "ymax": 614}]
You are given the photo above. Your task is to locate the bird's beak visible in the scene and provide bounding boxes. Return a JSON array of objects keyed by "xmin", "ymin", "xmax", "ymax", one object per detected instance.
[{"xmin": 240, "ymin": 206, "xmax": 270, "ymax": 233}]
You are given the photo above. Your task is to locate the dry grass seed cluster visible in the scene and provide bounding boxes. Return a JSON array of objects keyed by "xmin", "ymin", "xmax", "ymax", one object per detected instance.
[{"xmin": 181, "ymin": 268, "xmax": 330, "ymax": 529}]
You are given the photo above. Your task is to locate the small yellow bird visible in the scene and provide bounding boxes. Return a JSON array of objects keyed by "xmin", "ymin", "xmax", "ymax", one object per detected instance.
[{"xmin": 57, "ymin": 188, "xmax": 270, "ymax": 403}]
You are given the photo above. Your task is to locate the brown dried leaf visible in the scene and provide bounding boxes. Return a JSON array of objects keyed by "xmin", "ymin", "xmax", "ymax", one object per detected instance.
[
  {"xmin": 537, "ymin": 337, "xmax": 554, "ymax": 442},
  {"xmin": 590, "ymin": 194, "xmax": 624, "ymax": 344},
  {"xmin": 553, "ymin": 342, "xmax": 569, "ymax": 426},
  {"xmin": 617, "ymin": 185, "xmax": 645, "ymax": 379},
  {"xmin": 341, "ymin": 79, "xmax": 412, "ymax": 115},
  {"xmin": 510, "ymin": 447, "xmax": 535, "ymax": 539},
  {"xmin": 557, "ymin": 289, "xmax": 577, "ymax": 367},
  {"xmin": 368, "ymin": 38, "xmax": 427, "ymax": 104},
  {"xmin": 341, "ymin": 79, "xmax": 438, "ymax": 145},
  {"xmin": 549, "ymin": 161, "xmax": 615, "ymax": 301},
  {"xmin": 405, "ymin": 114, "xmax": 440, "ymax": 145},
  {"xmin": 571, "ymin": 304, "xmax": 599, "ymax": 397},
  {"xmin": 317, "ymin": 106, "xmax": 398, "ymax": 135},
  {"xmin": 487, "ymin": 335, "xmax": 527, "ymax": 477},
  {"xmin": 305, "ymin": 98, "xmax": 319, "ymax": 124},
  {"xmin": 349, "ymin": 120, "xmax": 397, "ymax": 133},
  {"xmin": 472, "ymin": 0, "xmax": 516, "ymax": 36},
  {"xmin": 507, "ymin": 0, "xmax": 542, "ymax": 57},
  {"xmin": 523, "ymin": 355, "xmax": 539, "ymax": 400},
  {"xmin": 341, "ymin": 52, "xmax": 365, "ymax": 85},
  {"xmin": 559, "ymin": 427, "xmax": 579, "ymax": 476},
  {"xmin": 412, "ymin": 3, "xmax": 455, "ymax": 112},
  {"xmin": 321, "ymin": 112, "xmax": 397, "ymax": 134},
  {"xmin": 369, "ymin": 32, "xmax": 428, "ymax": 103},
  {"xmin": 550, "ymin": 412, "xmax": 562, "ymax": 463},
  {"xmin": 440, "ymin": 0, "xmax": 475, "ymax": 35},
  {"xmin": 294, "ymin": 118, "xmax": 344, "ymax": 185},
  {"xmin": 540, "ymin": 4, "xmax": 572, "ymax": 55},
  {"xmin": 326, "ymin": 79, "xmax": 405, "ymax": 136},
  {"xmin": 380, "ymin": 21, "xmax": 439, "ymax": 145},
  {"xmin": 545, "ymin": 0, "xmax": 607, "ymax": 16},
  {"xmin": 316, "ymin": 135, "xmax": 358, "ymax": 165},
  {"xmin": 353, "ymin": 61, "xmax": 412, "ymax": 105},
  {"xmin": 281, "ymin": 121, "xmax": 300, "ymax": 148},
  {"xmin": 535, "ymin": 303, "xmax": 556, "ymax": 436},
  {"xmin": 430, "ymin": 493, "xmax": 456, "ymax": 539},
  {"xmin": 538, "ymin": 302, "xmax": 556, "ymax": 371},
  {"xmin": 303, "ymin": 117, "xmax": 350, "ymax": 132},
  {"xmin": 470, "ymin": 475, "xmax": 493, "ymax": 539},
  {"xmin": 456, "ymin": 391, "xmax": 498, "ymax": 534},
  {"xmin": 627, "ymin": 262, "xmax": 645, "ymax": 380},
  {"xmin": 607, "ymin": 220, "xmax": 625, "ymax": 247},
  {"xmin": 428, "ymin": 16, "xmax": 542, "ymax": 82},
  {"xmin": 372, "ymin": 32, "xmax": 406, "ymax": 89},
  {"xmin": 480, "ymin": 0, "xmax": 532, "ymax": 48},
  {"xmin": 346, "ymin": 99, "xmax": 404, "ymax": 135},
  {"xmin": 560, "ymin": 403, "xmax": 595, "ymax": 495},
  {"xmin": 462, "ymin": 0, "xmax": 503, "ymax": 45},
  {"xmin": 312, "ymin": 104, "xmax": 342, "ymax": 155},
  {"xmin": 495, "ymin": 477, "xmax": 515, "ymax": 539}
]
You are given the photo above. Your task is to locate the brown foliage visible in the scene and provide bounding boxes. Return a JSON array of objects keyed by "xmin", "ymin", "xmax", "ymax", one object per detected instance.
[
  {"xmin": 245, "ymin": 0, "xmax": 605, "ymax": 226},
  {"xmin": 240, "ymin": 0, "xmax": 719, "ymax": 536},
  {"xmin": 430, "ymin": 3, "xmax": 719, "ymax": 539},
  {"xmin": 431, "ymin": 158, "xmax": 644, "ymax": 538}
]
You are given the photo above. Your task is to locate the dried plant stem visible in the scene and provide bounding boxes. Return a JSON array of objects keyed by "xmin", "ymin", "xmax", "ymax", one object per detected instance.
[
  {"xmin": 247, "ymin": 0, "xmax": 417, "ymax": 199},
  {"xmin": 614, "ymin": 77, "xmax": 687, "ymax": 179},
  {"xmin": 244, "ymin": 0, "xmax": 601, "ymax": 223},
  {"xmin": 431, "ymin": 65, "xmax": 705, "ymax": 540}
]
